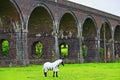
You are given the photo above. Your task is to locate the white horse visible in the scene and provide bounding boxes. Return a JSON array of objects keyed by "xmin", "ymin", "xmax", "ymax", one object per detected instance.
[{"xmin": 43, "ymin": 59, "xmax": 64, "ymax": 77}]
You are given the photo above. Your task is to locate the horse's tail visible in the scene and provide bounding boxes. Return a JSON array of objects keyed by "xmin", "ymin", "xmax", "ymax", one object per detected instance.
[
  {"xmin": 43, "ymin": 65, "xmax": 47, "ymax": 77},
  {"xmin": 43, "ymin": 66, "xmax": 48, "ymax": 73},
  {"xmin": 43, "ymin": 64, "xmax": 47, "ymax": 72}
]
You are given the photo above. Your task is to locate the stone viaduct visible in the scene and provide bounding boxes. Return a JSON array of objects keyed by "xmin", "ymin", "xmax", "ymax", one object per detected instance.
[{"xmin": 0, "ymin": 0, "xmax": 120, "ymax": 67}]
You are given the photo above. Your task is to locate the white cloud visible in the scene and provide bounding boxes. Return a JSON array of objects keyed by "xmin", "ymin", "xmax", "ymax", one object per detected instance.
[{"xmin": 68, "ymin": 0, "xmax": 120, "ymax": 16}]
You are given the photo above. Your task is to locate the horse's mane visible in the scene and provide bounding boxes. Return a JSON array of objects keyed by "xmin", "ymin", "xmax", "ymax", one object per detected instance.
[{"xmin": 52, "ymin": 59, "xmax": 62, "ymax": 67}]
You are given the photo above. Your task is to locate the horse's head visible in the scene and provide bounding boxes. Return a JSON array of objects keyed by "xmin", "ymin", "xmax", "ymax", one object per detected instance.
[
  {"xmin": 61, "ymin": 60, "xmax": 64, "ymax": 66},
  {"xmin": 59, "ymin": 57, "xmax": 64, "ymax": 66}
]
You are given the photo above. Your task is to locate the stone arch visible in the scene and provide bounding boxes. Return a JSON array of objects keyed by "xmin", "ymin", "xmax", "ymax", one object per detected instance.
[
  {"xmin": 26, "ymin": 3, "xmax": 55, "ymax": 30},
  {"xmin": 58, "ymin": 11, "xmax": 79, "ymax": 38},
  {"xmin": 82, "ymin": 15, "xmax": 98, "ymax": 37},
  {"xmin": 0, "ymin": 0, "xmax": 23, "ymax": 27},
  {"xmin": 114, "ymin": 24, "xmax": 120, "ymax": 60},
  {"xmin": 27, "ymin": 3, "xmax": 55, "ymax": 62},
  {"xmin": 100, "ymin": 19, "xmax": 112, "ymax": 40},
  {"xmin": 58, "ymin": 11, "xmax": 79, "ymax": 63},
  {"xmin": 100, "ymin": 18, "xmax": 112, "ymax": 62},
  {"xmin": 10, "ymin": 0, "xmax": 24, "ymax": 24},
  {"xmin": 114, "ymin": 25, "xmax": 120, "ymax": 41},
  {"xmin": 82, "ymin": 15, "xmax": 98, "ymax": 62},
  {"xmin": 0, "ymin": 0, "xmax": 23, "ymax": 34},
  {"xmin": 58, "ymin": 11, "xmax": 79, "ymax": 31}
]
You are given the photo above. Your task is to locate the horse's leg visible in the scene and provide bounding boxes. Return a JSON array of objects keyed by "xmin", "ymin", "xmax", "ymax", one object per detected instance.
[
  {"xmin": 44, "ymin": 72, "xmax": 47, "ymax": 77},
  {"xmin": 56, "ymin": 72, "xmax": 58, "ymax": 77},
  {"xmin": 53, "ymin": 71, "xmax": 55, "ymax": 77}
]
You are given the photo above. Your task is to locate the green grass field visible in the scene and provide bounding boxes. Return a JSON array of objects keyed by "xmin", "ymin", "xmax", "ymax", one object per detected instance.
[{"xmin": 0, "ymin": 63, "xmax": 120, "ymax": 80}]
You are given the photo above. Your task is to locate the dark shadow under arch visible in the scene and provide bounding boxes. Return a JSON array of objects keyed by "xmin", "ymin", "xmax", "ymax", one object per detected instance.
[
  {"xmin": 0, "ymin": 0, "xmax": 21, "ymax": 21},
  {"xmin": 27, "ymin": 3, "xmax": 54, "ymax": 30},
  {"xmin": 114, "ymin": 25, "xmax": 120, "ymax": 41},
  {"xmin": 82, "ymin": 16, "xmax": 97, "ymax": 39}
]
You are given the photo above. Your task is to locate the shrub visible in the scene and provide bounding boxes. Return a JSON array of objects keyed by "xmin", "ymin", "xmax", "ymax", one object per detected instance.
[
  {"xmin": 100, "ymin": 47, "xmax": 104, "ymax": 57},
  {"xmin": 35, "ymin": 42, "xmax": 43, "ymax": 58},
  {"xmin": 2, "ymin": 40, "xmax": 9, "ymax": 57},
  {"xmin": 82, "ymin": 44, "xmax": 87, "ymax": 58}
]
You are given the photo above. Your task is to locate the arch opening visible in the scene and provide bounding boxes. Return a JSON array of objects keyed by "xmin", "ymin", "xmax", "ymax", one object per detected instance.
[
  {"xmin": 28, "ymin": 6, "xmax": 54, "ymax": 61},
  {"xmin": 82, "ymin": 18, "xmax": 97, "ymax": 62},
  {"xmin": 59, "ymin": 43, "xmax": 69, "ymax": 57},
  {"xmin": 58, "ymin": 13, "xmax": 79, "ymax": 62},
  {"xmin": 28, "ymin": 6, "xmax": 53, "ymax": 36},
  {"xmin": 0, "ymin": 0, "xmax": 20, "ymax": 62},
  {"xmin": 31, "ymin": 42, "xmax": 43, "ymax": 58},
  {"xmin": 100, "ymin": 22, "xmax": 112, "ymax": 62},
  {"xmin": 58, "ymin": 13, "xmax": 79, "ymax": 63},
  {"xmin": 1, "ymin": 39, "xmax": 9, "ymax": 57},
  {"xmin": 59, "ymin": 13, "xmax": 78, "ymax": 39},
  {"xmin": 0, "ymin": 0, "xmax": 20, "ymax": 33},
  {"xmin": 114, "ymin": 25, "xmax": 120, "ymax": 60}
]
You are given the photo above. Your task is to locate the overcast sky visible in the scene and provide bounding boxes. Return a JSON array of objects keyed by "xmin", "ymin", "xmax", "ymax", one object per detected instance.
[{"xmin": 68, "ymin": 0, "xmax": 120, "ymax": 17}]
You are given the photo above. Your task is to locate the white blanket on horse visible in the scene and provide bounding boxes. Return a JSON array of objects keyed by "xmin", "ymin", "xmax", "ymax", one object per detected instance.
[{"xmin": 43, "ymin": 62, "xmax": 59, "ymax": 72}]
